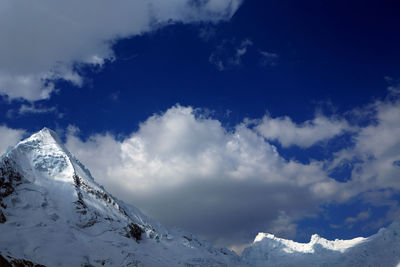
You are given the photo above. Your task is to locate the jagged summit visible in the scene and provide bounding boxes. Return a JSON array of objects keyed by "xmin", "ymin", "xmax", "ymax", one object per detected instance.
[
  {"xmin": 252, "ymin": 232, "xmax": 366, "ymax": 254},
  {"xmin": 1, "ymin": 128, "xmax": 145, "ymax": 230},
  {"xmin": 17, "ymin": 127, "xmax": 66, "ymax": 156},
  {"xmin": 29, "ymin": 127, "xmax": 60, "ymax": 141},
  {"xmin": 7, "ymin": 127, "xmax": 95, "ymax": 185},
  {"xmin": 241, "ymin": 220, "xmax": 400, "ymax": 267}
]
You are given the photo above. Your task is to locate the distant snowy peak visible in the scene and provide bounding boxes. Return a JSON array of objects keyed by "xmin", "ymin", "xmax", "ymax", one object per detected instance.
[
  {"xmin": 242, "ymin": 219, "xmax": 400, "ymax": 267},
  {"xmin": 253, "ymin": 232, "xmax": 367, "ymax": 254}
]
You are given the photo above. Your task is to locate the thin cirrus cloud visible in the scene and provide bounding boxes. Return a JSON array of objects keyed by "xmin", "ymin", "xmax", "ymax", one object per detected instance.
[
  {"xmin": 0, "ymin": 0, "xmax": 243, "ymax": 101},
  {"xmin": 63, "ymin": 89, "xmax": 400, "ymax": 248},
  {"xmin": 6, "ymin": 103, "xmax": 62, "ymax": 119},
  {"xmin": 259, "ymin": 50, "xmax": 279, "ymax": 66},
  {"xmin": 209, "ymin": 42, "xmax": 280, "ymax": 70},
  {"xmin": 345, "ymin": 210, "xmax": 371, "ymax": 225},
  {"xmin": 209, "ymin": 39, "xmax": 253, "ymax": 71}
]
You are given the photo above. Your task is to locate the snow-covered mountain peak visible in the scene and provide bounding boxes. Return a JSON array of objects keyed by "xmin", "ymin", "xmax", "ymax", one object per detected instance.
[
  {"xmin": 1, "ymin": 128, "xmax": 400, "ymax": 266},
  {"xmin": 6, "ymin": 127, "xmax": 97, "ymax": 185},
  {"xmin": 7, "ymin": 127, "xmax": 74, "ymax": 183},
  {"xmin": 1, "ymin": 128, "xmax": 151, "ymax": 236},
  {"xmin": 0, "ymin": 129, "xmax": 241, "ymax": 266},
  {"xmin": 242, "ymin": 222, "xmax": 400, "ymax": 267},
  {"xmin": 27, "ymin": 127, "xmax": 62, "ymax": 144},
  {"xmin": 252, "ymin": 232, "xmax": 366, "ymax": 254},
  {"xmin": 19, "ymin": 127, "xmax": 68, "ymax": 158}
]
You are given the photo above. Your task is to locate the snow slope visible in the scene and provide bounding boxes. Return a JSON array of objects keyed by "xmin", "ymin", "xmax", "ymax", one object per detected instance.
[
  {"xmin": 242, "ymin": 219, "xmax": 400, "ymax": 266},
  {"xmin": 0, "ymin": 128, "xmax": 399, "ymax": 266},
  {"xmin": 0, "ymin": 128, "xmax": 240, "ymax": 266}
]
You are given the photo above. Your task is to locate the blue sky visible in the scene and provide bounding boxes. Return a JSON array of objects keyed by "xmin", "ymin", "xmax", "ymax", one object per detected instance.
[{"xmin": 1, "ymin": 0, "xmax": 400, "ymax": 250}]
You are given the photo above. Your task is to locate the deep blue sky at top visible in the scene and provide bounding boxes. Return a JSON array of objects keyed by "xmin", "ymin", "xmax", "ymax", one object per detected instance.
[
  {"xmin": 1, "ymin": 0, "xmax": 400, "ymax": 245},
  {"xmin": 2, "ymin": 0, "xmax": 400, "ymax": 139}
]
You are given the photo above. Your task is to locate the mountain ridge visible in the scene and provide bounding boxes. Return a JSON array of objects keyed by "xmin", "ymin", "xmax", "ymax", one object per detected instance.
[
  {"xmin": 0, "ymin": 128, "xmax": 240, "ymax": 266},
  {"xmin": 0, "ymin": 128, "xmax": 399, "ymax": 266}
]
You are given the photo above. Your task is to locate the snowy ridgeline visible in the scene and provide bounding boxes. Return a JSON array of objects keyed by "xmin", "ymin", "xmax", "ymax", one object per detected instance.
[{"xmin": 0, "ymin": 128, "xmax": 399, "ymax": 267}]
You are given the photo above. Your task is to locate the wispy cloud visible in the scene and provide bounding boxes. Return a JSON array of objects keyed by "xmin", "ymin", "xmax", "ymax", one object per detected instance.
[
  {"xmin": 7, "ymin": 103, "xmax": 62, "ymax": 118},
  {"xmin": 109, "ymin": 91, "xmax": 121, "ymax": 102},
  {"xmin": 198, "ymin": 25, "xmax": 217, "ymax": 42},
  {"xmin": 19, "ymin": 104, "xmax": 58, "ymax": 116},
  {"xmin": 345, "ymin": 210, "xmax": 371, "ymax": 225},
  {"xmin": 259, "ymin": 50, "xmax": 279, "ymax": 66},
  {"xmin": 209, "ymin": 39, "xmax": 253, "ymax": 71}
]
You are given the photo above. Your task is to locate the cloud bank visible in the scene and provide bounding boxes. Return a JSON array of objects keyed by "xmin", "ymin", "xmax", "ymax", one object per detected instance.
[
  {"xmin": 66, "ymin": 106, "xmax": 332, "ymax": 246},
  {"xmin": 0, "ymin": 89, "xmax": 399, "ymax": 247},
  {"xmin": 64, "ymin": 90, "xmax": 400, "ymax": 248},
  {"xmin": 0, "ymin": 0, "xmax": 242, "ymax": 101}
]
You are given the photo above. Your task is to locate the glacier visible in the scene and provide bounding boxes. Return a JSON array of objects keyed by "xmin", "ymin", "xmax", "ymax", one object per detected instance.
[{"xmin": 0, "ymin": 128, "xmax": 399, "ymax": 266}]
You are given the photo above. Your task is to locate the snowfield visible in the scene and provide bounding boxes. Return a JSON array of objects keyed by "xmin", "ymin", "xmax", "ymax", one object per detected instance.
[{"xmin": 0, "ymin": 128, "xmax": 399, "ymax": 266}]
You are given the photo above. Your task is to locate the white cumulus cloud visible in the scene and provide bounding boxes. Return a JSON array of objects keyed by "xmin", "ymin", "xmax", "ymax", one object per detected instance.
[
  {"xmin": 0, "ymin": 126, "xmax": 26, "ymax": 155},
  {"xmin": 60, "ymin": 89, "xmax": 400, "ymax": 247},
  {"xmin": 0, "ymin": 0, "xmax": 243, "ymax": 101},
  {"xmin": 65, "ymin": 105, "xmax": 338, "ymax": 246},
  {"xmin": 331, "ymin": 88, "xmax": 400, "ymax": 197},
  {"xmin": 256, "ymin": 114, "xmax": 351, "ymax": 148}
]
